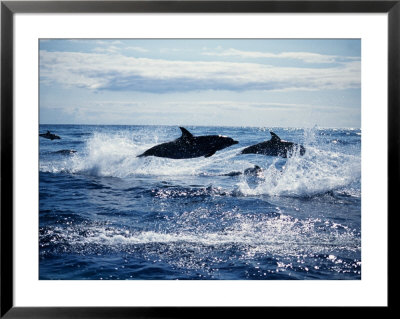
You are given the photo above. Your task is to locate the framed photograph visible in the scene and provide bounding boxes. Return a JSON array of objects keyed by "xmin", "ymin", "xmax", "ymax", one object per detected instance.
[{"xmin": 1, "ymin": 0, "xmax": 395, "ymax": 317}]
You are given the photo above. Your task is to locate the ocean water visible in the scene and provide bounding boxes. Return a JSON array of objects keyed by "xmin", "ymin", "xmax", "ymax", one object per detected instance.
[{"xmin": 39, "ymin": 125, "xmax": 361, "ymax": 280}]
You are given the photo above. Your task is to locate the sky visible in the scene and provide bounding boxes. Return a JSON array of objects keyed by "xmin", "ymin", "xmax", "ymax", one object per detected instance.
[{"xmin": 39, "ymin": 39, "xmax": 361, "ymax": 128}]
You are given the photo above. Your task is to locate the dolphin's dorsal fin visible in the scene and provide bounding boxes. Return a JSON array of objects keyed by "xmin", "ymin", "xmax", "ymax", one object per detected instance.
[
  {"xmin": 180, "ymin": 127, "xmax": 194, "ymax": 139},
  {"xmin": 270, "ymin": 131, "xmax": 281, "ymax": 141}
]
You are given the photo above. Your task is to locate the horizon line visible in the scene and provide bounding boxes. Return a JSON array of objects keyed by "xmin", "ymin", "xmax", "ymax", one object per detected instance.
[{"xmin": 39, "ymin": 123, "xmax": 361, "ymax": 130}]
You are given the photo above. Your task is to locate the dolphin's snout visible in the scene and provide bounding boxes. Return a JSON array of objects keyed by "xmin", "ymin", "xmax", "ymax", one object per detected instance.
[{"xmin": 233, "ymin": 140, "xmax": 239, "ymax": 145}]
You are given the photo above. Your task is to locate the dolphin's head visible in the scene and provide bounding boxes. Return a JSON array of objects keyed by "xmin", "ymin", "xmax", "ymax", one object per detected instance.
[
  {"xmin": 218, "ymin": 135, "xmax": 239, "ymax": 148},
  {"xmin": 211, "ymin": 135, "xmax": 238, "ymax": 152}
]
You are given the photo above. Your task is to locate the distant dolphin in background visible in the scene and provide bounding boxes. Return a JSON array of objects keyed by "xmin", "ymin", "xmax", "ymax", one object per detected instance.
[
  {"xmin": 240, "ymin": 131, "xmax": 305, "ymax": 158},
  {"xmin": 137, "ymin": 127, "xmax": 239, "ymax": 159},
  {"xmin": 53, "ymin": 149, "xmax": 77, "ymax": 155},
  {"xmin": 39, "ymin": 131, "xmax": 61, "ymax": 140}
]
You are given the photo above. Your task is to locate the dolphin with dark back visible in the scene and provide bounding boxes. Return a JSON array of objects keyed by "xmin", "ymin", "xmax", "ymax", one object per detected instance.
[
  {"xmin": 137, "ymin": 127, "xmax": 239, "ymax": 159},
  {"xmin": 240, "ymin": 131, "xmax": 305, "ymax": 158},
  {"xmin": 39, "ymin": 131, "xmax": 61, "ymax": 140},
  {"xmin": 222, "ymin": 165, "xmax": 263, "ymax": 176},
  {"xmin": 53, "ymin": 149, "xmax": 77, "ymax": 155}
]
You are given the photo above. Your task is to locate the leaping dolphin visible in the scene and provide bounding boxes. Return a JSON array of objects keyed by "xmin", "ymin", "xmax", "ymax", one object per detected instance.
[
  {"xmin": 39, "ymin": 131, "xmax": 61, "ymax": 140},
  {"xmin": 137, "ymin": 127, "xmax": 239, "ymax": 159},
  {"xmin": 240, "ymin": 131, "xmax": 305, "ymax": 158}
]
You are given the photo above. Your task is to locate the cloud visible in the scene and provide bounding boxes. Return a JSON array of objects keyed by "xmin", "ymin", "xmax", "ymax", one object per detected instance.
[
  {"xmin": 125, "ymin": 46, "xmax": 149, "ymax": 53},
  {"xmin": 40, "ymin": 98, "xmax": 358, "ymax": 127},
  {"xmin": 93, "ymin": 45, "xmax": 121, "ymax": 53},
  {"xmin": 202, "ymin": 48, "xmax": 360, "ymax": 64},
  {"xmin": 40, "ymin": 50, "xmax": 360, "ymax": 93},
  {"xmin": 93, "ymin": 45, "xmax": 148, "ymax": 54}
]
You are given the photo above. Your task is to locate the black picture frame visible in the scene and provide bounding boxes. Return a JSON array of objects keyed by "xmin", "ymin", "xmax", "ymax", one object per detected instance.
[{"xmin": 1, "ymin": 1, "xmax": 395, "ymax": 317}]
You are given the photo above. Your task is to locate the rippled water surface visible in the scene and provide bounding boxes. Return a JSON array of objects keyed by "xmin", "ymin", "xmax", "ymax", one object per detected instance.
[{"xmin": 39, "ymin": 125, "xmax": 361, "ymax": 280}]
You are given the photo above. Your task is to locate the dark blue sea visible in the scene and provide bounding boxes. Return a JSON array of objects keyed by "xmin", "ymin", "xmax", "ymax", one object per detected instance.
[{"xmin": 39, "ymin": 125, "xmax": 361, "ymax": 280}]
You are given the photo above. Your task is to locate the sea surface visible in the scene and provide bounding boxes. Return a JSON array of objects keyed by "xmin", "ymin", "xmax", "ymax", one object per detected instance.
[{"xmin": 39, "ymin": 125, "xmax": 361, "ymax": 280}]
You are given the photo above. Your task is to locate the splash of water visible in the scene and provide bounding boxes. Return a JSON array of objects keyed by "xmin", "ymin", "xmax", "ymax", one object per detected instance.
[
  {"xmin": 40, "ymin": 128, "xmax": 361, "ymax": 197},
  {"xmin": 40, "ymin": 131, "xmax": 245, "ymax": 178},
  {"xmin": 237, "ymin": 128, "xmax": 361, "ymax": 197}
]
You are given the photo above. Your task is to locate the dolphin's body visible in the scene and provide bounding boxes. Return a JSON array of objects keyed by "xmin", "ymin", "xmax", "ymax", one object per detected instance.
[
  {"xmin": 241, "ymin": 132, "xmax": 305, "ymax": 158},
  {"xmin": 138, "ymin": 127, "xmax": 238, "ymax": 159},
  {"xmin": 222, "ymin": 165, "xmax": 263, "ymax": 177},
  {"xmin": 40, "ymin": 131, "xmax": 61, "ymax": 140},
  {"xmin": 53, "ymin": 149, "xmax": 77, "ymax": 155}
]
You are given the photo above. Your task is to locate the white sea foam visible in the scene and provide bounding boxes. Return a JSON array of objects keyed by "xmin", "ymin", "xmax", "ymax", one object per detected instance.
[
  {"xmin": 237, "ymin": 146, "xmax": 361, "ymax": 197},
  {"xmin": 43, "ymin": 213, "xmax": 360, "ymax": 257},
  {"xmin": 40, "ymin": 129, "xmax": 361, "ymax": 197},
  {"xmin": 40, "ymin": 131, "xmax": 247, "ymax": 178}
]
